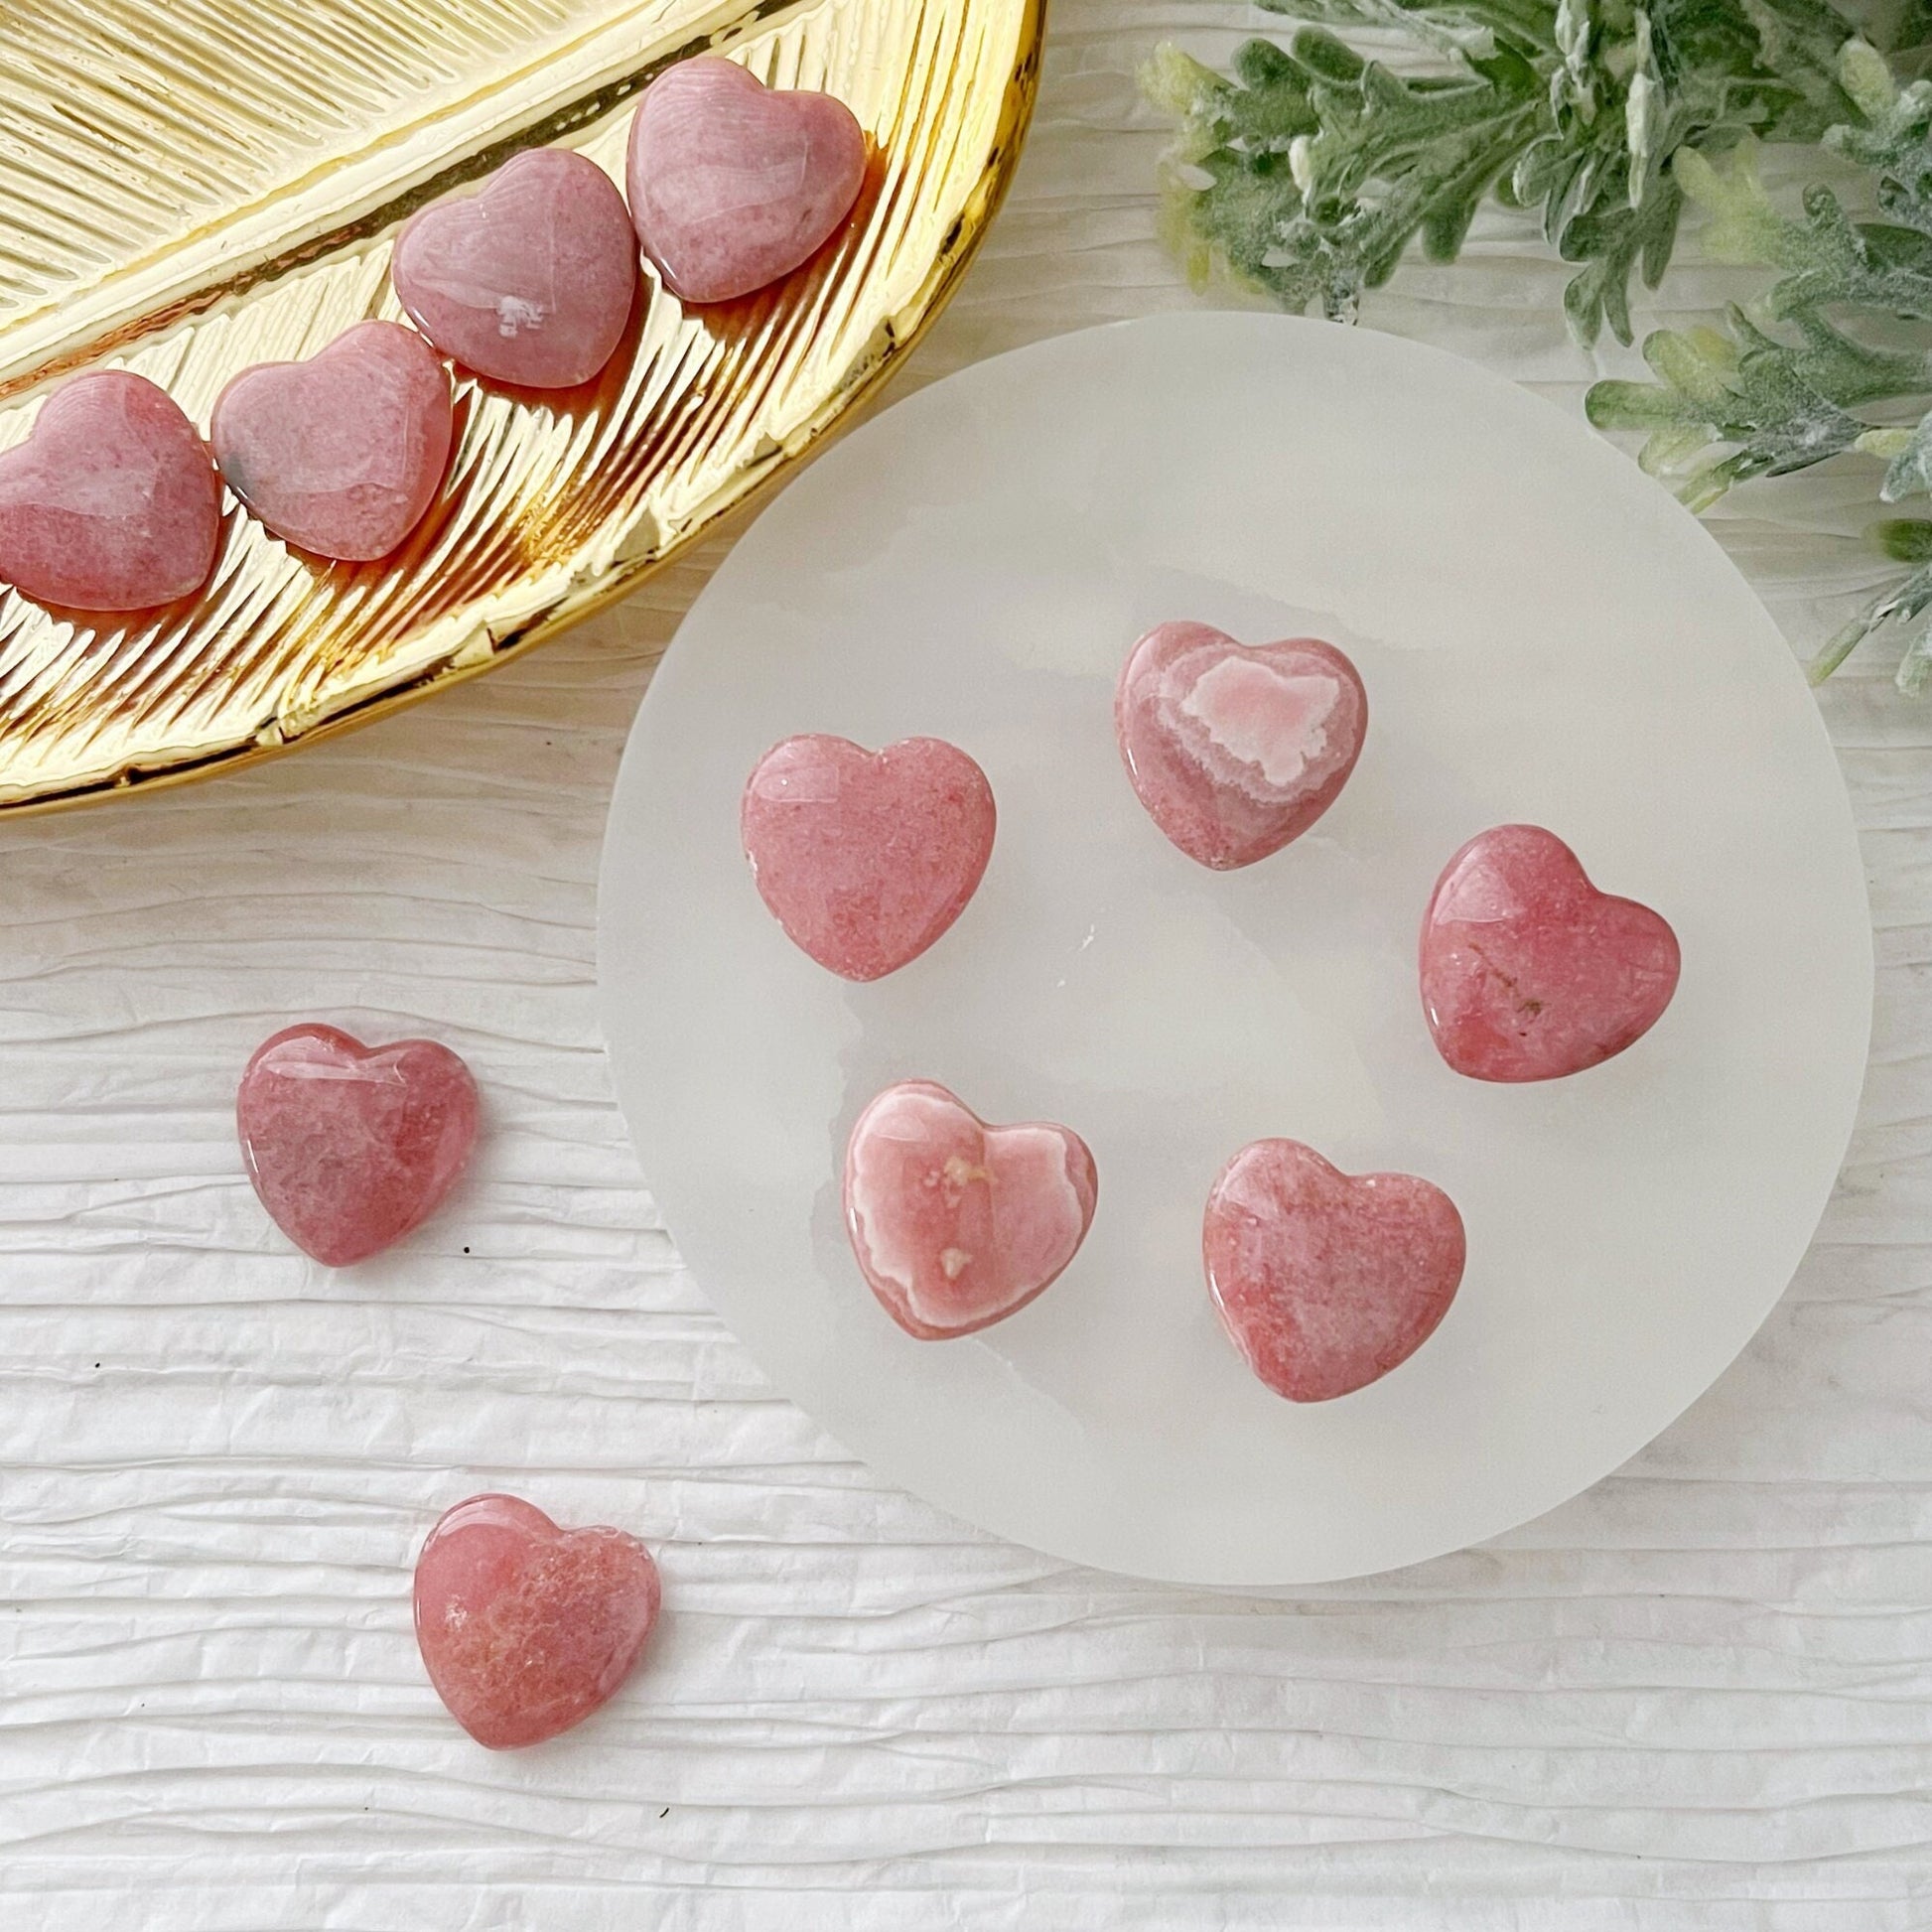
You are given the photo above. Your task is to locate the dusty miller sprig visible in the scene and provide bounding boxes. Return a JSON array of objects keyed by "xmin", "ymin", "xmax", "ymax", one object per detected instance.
[
  {"xmin": 1145, "ymin": 0, "xmax": 1863, "ymax": 346},
  {"xmin": 1587, "ymin": 42, "xmax": 1932, "ymax": 686}
]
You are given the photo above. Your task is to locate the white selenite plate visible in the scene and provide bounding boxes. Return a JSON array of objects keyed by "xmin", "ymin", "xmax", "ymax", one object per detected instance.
[{"xmin": 597, "ymin": 313, "xmax": 1871, "ymax": 1586}]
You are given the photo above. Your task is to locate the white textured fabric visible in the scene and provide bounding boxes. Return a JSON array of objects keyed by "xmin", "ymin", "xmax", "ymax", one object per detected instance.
[{"xmin": 3, "ymin": 6, "xmax": 1926, "ymax": 1925}]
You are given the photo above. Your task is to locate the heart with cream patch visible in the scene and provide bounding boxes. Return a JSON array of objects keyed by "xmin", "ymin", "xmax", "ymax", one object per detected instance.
[
  {"xmin": 843, "ymin": 1079, "xmax": 1098, "ymax": 1339},
  {"xmin": 1115, "ymin": 621, "xmax": 1368, "ymax": 869}
]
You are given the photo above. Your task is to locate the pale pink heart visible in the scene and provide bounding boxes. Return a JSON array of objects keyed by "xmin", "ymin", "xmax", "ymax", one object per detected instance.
[
  {"xmin": 0, "ymin": 370, "xmax": 221, "ymax": 612},
  {"xmin": 414, "ymin": 1494, "xmax": 662, "ymax": 1750},
  {"xmin": 741, "ymin": 734, "xmax": 996, "ymax": 982},
  {"xmin": 844, "ymin": 1080, "xmax": 1098, "ymax": 1339},
  {"xmin": 1420, "ymin": 824, "xmax": 1681, "ymax": 1083},
  {"xmin": 626, "ymin": 58, "xmax": 867, "ymax": 304},
  {"xmin": 1115, "ymin": 621, "xmax": 1368, "ymax": 870},
  {"xmin": 210, "ymin": 322, "xmax": 452, "ymax": 562},
  {"xmin": 392, "ymin": 147, "xmax": 637, "ymax": 388},
  {"xmin": 236, "ymin": 1024, "xmax": 480, "ymax": 1266},
  {"xmin": 1204, "ymin": 1139, "xmax": 1465, "ymax": 1403}
]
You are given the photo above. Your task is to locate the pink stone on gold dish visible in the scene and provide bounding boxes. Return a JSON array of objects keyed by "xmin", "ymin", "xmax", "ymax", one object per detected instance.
[
  {"xmin": 236, "ymin": 1024, "xmax": 480, "ymax": 1266},
  {"xmin": 844, "ymin": 1079, "xmax": 1098, "ymax": 1340},
  {"xmin": 1116, "ymin": 621, "xmax": 1368, "ymax": 870},
  {"xmin": 1203, "ymin": 1139, "xmax": 1465, "ymax": 1403},
  {"xmin": 210, "ymin": 322, "xmax": 452, "ymax": 562},
  {"xmin": 391, "ymin": 147, "xmax": 637, "ymax": 388},
  {"xmin": 1420, "ymin": 823, "xmax": 1681, "ymax": 1083},
  {"xmin": 741, "ymin": 734, "xmax": 996, "ymax": 982},
  {"xmin": 413, "ymin": 1494, "xmax": 661, "ymax": 1750},
  {"xmin": 0, "ymin": 370, "xmax": 220, "ymax": 612},
  {"xmin": 626, "ymin": 58, "xmax": 867, "ymax": 304}
]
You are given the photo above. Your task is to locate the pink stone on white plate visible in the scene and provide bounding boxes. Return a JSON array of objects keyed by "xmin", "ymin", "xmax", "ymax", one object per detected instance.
[
  {"xmin": 741, "ymin": 734, "xmax": 995, "ymax": 981},
  {"xmin": 844, "ymin": 1079, "xmax": 1098, "ymax": 1339},
  {"xmin": 414, "ymin": 1494, "xmax": 661, "ymax": 1750},
  {"xmin": 1115, "ymin": 621, "xmax": 1368, "ymax": 870},
  {"xmin": 210, "ymin": 322, "xmax": 452, "ymax": 562},
  {"xmin": 0, "ymin": 370, "xmax": 221, "ymax": 612},
  {"xmin": 1204, "ymin": 1139, "xmax": 1465, "ymax": 1403},
  {"xmin": 236, "ymin": 1024, "xmax": 480, "ymax": 1266},
  {"xmin": 1421, "ymin": 823, "xmax": 1681, "ymax": 1083},
  {"xmin": 626, "ymin": 58, "xmax": 867, "ymax": 305},
  {"xmin": 391, "ymin": 147, "xmax": 637, "ymax": 388}
]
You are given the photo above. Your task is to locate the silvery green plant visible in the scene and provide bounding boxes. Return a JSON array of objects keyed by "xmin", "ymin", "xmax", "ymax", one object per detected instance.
[{"xmin": 1148, "ymin": 0, "xmax": 1932, "ymax": 688}]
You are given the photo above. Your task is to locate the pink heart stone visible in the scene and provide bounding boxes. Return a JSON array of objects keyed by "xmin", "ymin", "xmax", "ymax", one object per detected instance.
[
  {"xmin": 626, "ymin": 58, "xmax": 867, "ymax": 304},
  {"xmin": 1116, "ymin": 622, "xmax": 1368, "ymax": 870},
  {"xmin": 236, "ymin": 1024, "xmax": 480, "ymax": 1266},
  {"xmin": 1420, "ymin": 824, "xmax": 1681, "ymax": 1083},
  {"xmin": 1203, "ymin": 1139, "xmax": 1465, "ymax": 1403},
  {"xmin": 741, "ymin": 734, "xmax": 996, "ymax": 982},
  {"xmin": 392, "ymin": 148, "xmax": 637, "ymax": 388},
  {"xmin": 414, "ymin": 1494, "xmax": 661, "ymax": 1750},
  {"xmin": 844, "ymin": 1079, "xmax": 1098, "ymax": 1339},
  {"xmin": 210, "ymin": 322, "xmax": 452, "ymax": 562},
  {"xmin": 0, "ymin": 370, "xmax": 220, "ymax": 612}
]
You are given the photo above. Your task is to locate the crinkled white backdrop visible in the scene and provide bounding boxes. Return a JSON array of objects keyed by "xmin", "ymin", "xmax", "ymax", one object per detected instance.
[{"xmin": 3, "ymin": 5, "xmax": 1926, "ymax": 1926}]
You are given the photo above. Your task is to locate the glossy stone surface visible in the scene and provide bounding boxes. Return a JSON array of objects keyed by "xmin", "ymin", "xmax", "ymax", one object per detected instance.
[
  {"xmin": 413, "ymin": 1494, "xmax": 661, "ymax": 1750},
  {"xmin": 1421, "ymin": 824, "xmax": 1681, "ymax": 1083},
  {"xmin": 211, "ymin": 322, "xmax": 452, "ymax": 561},
  {"xmin": 1204, "ymin": 1139, "xmax": 1465, "ymax": 1403},
  {"xmin": 844, "ymin": 1080, "xmax": 1098, "ymax": 1339},
  {"xmin": 1116, "ymin": 621, "xmax": 1368, "ymax": 870},
  {"xmin": 741, "ymin": 734, "xmax": 995, "ymax": 981},
  {"xmin": 236, "ymin": 1024, "xmax": 479, "ymax": 1266},
  {"xmin": 392, "ymin": 148, "xmax": 637, "ymax": 388},
  {"xmin": 0, "ymin": 370, "xmax": 221, "ymax": 612},
  {"xmin": 627, "ymin": 59, "xmax": 867, "ymax": 305}
]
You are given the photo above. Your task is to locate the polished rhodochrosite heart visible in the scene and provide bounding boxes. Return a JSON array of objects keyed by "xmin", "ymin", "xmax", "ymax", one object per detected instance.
[
  {"xmin": 741, "ymin": 734, "xmax": 996, "ymax": 981},
  {"xmin": 1203, "ymin": 1139, "xmax": 1465, "ymax": 1403},
  {"xmin": 627, "ymin": 58, "xmax": 867, "ymax": 304},
  {"xmin": 1420, "ymin": 823, "xmax": 1681, "ymax": 1082},
  {"xmin": 844, "ymin": 1080, "xmax": 1098, "ymax": 1339},
  {"xmin": 0, "ymin": 370, "xmax": 221, "ymax": 611},
  {"xmin": 211, "ymin": 322, "xmax": 453, "ymax": 561},
  {"xmin": 391, "ymin": 147, "xmax": 637, "ymax": 388},
  {"xmin": 1115, "ymin": 621, "xmax": 1368, "ymax": 870},
  {"xmin": 414, "ymin": 1493, "xmax": 661, "ymax": 1750},
  {"xmin": 236, "ymin": 1024, "xmax": 480, "ymax": 1266}
]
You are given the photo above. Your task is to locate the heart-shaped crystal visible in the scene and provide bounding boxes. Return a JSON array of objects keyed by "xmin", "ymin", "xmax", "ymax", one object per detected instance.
[
  {"xmin": 414, "ymin": 1494, "xmax": 661, "ymax": 1749},
  {"xmin": 0, "ymin": 370, "xmax": 221, "ymax": 611},
  {"xmin": 741, "ymin": 734, "xmax": 996, "ymax": 981},
  {"xmin": 1420, "ymin": 824, "xmax": 1681, "ymax": 1082},
  {"xmin": 1115, "ymin": 621, "xmax": 1368, "ymax": 870},
  {"xmin": 236, "ymin": 1024, "xmax": 479, "ymax": 1266},
  {"xmin": 844, "ymin": 1079, "xmax": 1098, "ymax": 1339},
  {"xmin": 626, "ymin": 59, "xmax": 867, "ymax": 304},
  {"xmin": 1204, "ymin": 1139, "xmax": 1465, "ymax": 1402},
  {"xmin": 211, "ymin": 322, "xmax": 452, "ymax": 561},
  {"xmin": 392, "ymin": 148, "xmax": 637, "ymax": 388}
]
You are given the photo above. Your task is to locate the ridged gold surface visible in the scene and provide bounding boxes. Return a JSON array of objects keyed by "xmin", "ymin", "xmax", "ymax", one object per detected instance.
[{"xmin": 0, "ymin": 0, "xmax": 1041, "ymax": 810}]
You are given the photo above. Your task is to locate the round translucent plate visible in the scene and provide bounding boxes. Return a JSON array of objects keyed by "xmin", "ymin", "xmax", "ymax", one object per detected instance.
[{"xmin": 597, "ymin": 313, "xmax": 1871, "ymax": 1586}]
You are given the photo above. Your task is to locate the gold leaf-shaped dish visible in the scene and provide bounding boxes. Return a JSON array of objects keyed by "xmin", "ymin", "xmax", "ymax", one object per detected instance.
[{"xmin": 0, "ymin": 0, "xmax": 1042, "ymax": 811}]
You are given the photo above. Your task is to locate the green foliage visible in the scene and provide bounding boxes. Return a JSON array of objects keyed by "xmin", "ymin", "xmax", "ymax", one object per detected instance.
[
  {"xmin": 1581, "ymin": 43, "xmax": 1932, "ymax": 685},
  {"xmin": 1145, "ymin": 0, "xmax": 1863, "ymax": 346}
]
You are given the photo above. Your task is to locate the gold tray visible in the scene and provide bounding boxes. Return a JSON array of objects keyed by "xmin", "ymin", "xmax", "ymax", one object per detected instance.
[{"xmin": 0, "ymin": 0, "xmax": 1042, "ymax": 812}]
